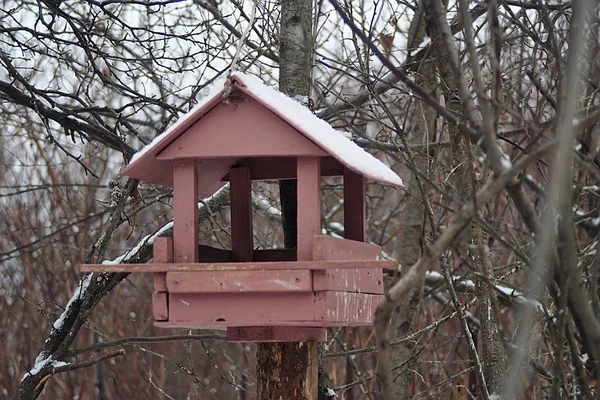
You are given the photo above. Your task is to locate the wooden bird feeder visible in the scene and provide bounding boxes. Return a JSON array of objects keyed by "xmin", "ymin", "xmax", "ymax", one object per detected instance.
[{"xmin": 82, "ymin": 73, "xmax": 405, "ymax": 342}]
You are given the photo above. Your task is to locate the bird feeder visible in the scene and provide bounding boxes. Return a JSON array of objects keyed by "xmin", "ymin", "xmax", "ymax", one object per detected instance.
[{"xmin": 82, "ymin": 73, "xmax": 405, "ymax": 342}]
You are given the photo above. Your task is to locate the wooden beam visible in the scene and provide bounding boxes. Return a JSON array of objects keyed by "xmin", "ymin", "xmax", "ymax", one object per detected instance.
[
  {"xmin": 312, "ymin": 235, "xmax": 382, "ymax": 261},
  {"xmin": 230, "ymin": 166, "xmax": 253, "ymax": 262},
  {"xmin": 153, "ymin": 237, "xmax": 173, "ymax": 291},
  {"xmin": 343, "ymin": 167, "xmax": 366, "ymax": 242},
  {"xmin": 152, "ymin": 237, "xmax": 172, "ymax": 322},
  {"xmin": 253, "ymin": 248, "xmax": 296, "ymax": 262},
  {"xmin": 173, "ymin": 160, "xmax": 198, "ymax": 263},
  {"xmin": 80, "ymin": 260, "xmax": 397, "ymax": 273},
  {"xmin": 153, "ymin": 291, "xmax": 382, "ymax": 328},
  {"xmin": 166, "ymin": 270, "xmax": 312, "ymax": 293},
  {"xmin": 197, "ymin": 245, "xmax": 232, "ymax": 262},
  {"xmin": 223, "ymin": 157, "xmax": 342, "ymax": 181},
  {"xmin": 297, "ymin": 157, "xmax": 321, "ymax": 261}
]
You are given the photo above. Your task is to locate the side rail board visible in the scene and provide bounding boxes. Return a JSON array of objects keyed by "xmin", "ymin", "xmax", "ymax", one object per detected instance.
[{"xmin": 79, "ymin": 259, "xmax": 397, "ymax": 273}]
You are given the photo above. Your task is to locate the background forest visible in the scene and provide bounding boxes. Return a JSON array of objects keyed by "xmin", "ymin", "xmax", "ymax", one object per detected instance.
[{"xmin": 1, "ymin": 0, "xmax": 599, "ymax": 399}]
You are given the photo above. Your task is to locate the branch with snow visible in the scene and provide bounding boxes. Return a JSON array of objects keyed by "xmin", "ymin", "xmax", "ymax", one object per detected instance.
[{"xmin": 16, "ymin": 185, "xmax": 231, "ymax": 398}]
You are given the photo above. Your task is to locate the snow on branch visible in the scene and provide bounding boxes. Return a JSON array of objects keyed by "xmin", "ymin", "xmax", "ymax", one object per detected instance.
[
  {"xmin": 103, "ymin": 184, "xmax": 230, "ymax": 265},
  {"xmin": 424, "ymin": 271, "xmax": 543, "ymax": 312}
]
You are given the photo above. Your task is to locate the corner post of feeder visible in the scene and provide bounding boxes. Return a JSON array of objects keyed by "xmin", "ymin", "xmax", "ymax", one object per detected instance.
[
  {"xmin": 173, "ymin": 159, "xmax": 199, "ymax": 263},
  {"xmin": 230, "ymin": 166, "xmax": 253, "ymax": 262},
  {"xmin": 152, "ymin": 237, "xmax": 172, "ymax": 322},
  {"xmin": 297, "ymin": 157, "xmax": 321, "ymax": 261},
  {"xmin": 343, "ymin": 167, "xmax": 366, "ymax": 242}
]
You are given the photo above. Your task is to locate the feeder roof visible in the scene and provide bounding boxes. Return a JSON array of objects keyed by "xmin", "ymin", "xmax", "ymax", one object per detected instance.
[{"xmin": 122, "ymin": 73, "xmax": 405, "ymax": 196}]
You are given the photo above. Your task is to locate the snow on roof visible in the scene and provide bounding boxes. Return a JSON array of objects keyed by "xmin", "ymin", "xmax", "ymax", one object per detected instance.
[
  {"xmin": 124, "ymin": 73, "xmax": 404, "ymax": 190},
  {"xmin": 233, "ymin": 74, "xmax": 404, "ymax": 187}
]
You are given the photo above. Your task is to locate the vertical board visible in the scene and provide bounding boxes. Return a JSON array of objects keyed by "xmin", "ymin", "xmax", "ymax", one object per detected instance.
[
  {"xmin": 297, "ymin": 157, "xmax": 321, "ymax": 261},
  {"xmin": 152, "ymin": 237, "xmax": 172, "ymax": 321},
  {"xmin": 152, "ymin": 292, "xmax": 169, "ymax": 321},
  {"xmin": 312, "ymin": 235, "xmax": 384, "ymax": 294},
  {"xmin": 230, "ymin": 166, "xmax": 253, "ymax": 262},
  {"xmin": 153, "ymin": 237, "xmax": 173, "ymax": 291},
  {"xmin": 343, "ymin": 167, "xmax": 366, "ymax": 242},
  {"xmin": 173, "ymin": 160, "xmax": 199, "ymax": 263},
  {"xmin": 166, "ymin": 270, "xmax": 312, "ymax": 293}
]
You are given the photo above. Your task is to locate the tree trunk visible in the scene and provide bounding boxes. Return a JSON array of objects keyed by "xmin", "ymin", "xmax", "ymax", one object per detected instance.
[
  {"xmin": 257, "ymin": 1, "xmax": 327, "ymax": 399},
  {"xmin": 426, "ymin": 0, "xmax": 507, "ymax": 395},
  {"xmin": 389, "ymin": 4, "xmax": 435, "ymax": 395}
]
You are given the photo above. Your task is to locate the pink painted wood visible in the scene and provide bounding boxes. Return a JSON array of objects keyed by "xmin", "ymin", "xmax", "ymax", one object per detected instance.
[
  {"xmin": 312, "ymin": 236, "xmax": 384, "ymax": 294},
  {"xmin": 153, "ymin": 237, "xmax": 173, "ymax": 292},
  {"xmin": 312, "ymin": 235, "xmax": 382, "ymax": 261},
  {"xmin": 315, "ymin": 291, "xmax": 382, "ymax": 324},
  {"xmin": 343, "ymin": 167, "xmax": 366, "ymax": 242},
  {"xmin": 225, "ymin": 157, "xmax": 342, "ymax": 181},
  {"xmin": 157, "ymin": 97, "xmax": 328, "ymax": 159},
  {"xmin": 157, "ymin": 291, "xmax": 382, "ymax": 328},
  {"xmin": 312, "ymin": 269, "xmax": 383, "ymax": 294},
  {"xmin": 80, "ymin": 260, "xmax": 397, "ymax": 273},
  {"xmin": 152, "ymin": 237, "xmax": 172, "ymax": 321},
  {"xmin": 166, "ymin": 270, "xmax": 312, "ymax": 293},
  {"xmin": 227, "ymin": 327, "xmax": 326, "ymax": 342},
  {"xmin": 173, "ymin": 160, "xmax": 199, "ymax": 263},
  {"xmin": 152, "ymin": 292, "xmax": 169, "ymax": 321},
  {"xmin": 230, "ymin": 166, "xmax": 253, "ymax": 262},
  {"xmin": 297, "ymin": 157, "xmax": 321, "ymax": 261}
]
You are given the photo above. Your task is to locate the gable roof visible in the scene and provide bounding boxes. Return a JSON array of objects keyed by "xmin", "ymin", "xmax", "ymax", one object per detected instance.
[{"xmin": 122, "ymin": 73, "xmax": 405, "ymax": 194}]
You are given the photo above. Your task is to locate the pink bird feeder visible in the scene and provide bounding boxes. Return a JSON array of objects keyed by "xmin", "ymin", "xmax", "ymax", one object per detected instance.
[{"xmin": 82, "ymin": 73, "xmax": 404, "ymax": 342}]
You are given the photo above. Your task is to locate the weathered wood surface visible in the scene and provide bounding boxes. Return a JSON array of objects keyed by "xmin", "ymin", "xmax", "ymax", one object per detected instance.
[
  {"xmin": 152, "ymin": 237, "xmax": 172, "ymax": 321},
  {"xmin": 80, "ymin": 259, "xmax": 396, "ymax": 273},
  {"xmin": 173, "ymin": 160, "xmax": 198, "ymax": 263},
  {"xmin": 227, "ymin": 327, "xmax": 326, "ymax": 342},
  {"xmin": 166, "ymin": 270, "xmax": 312, "ymax": 293},
  {"xmin": 312, "ymin": 235, "xmax": 383, "ymax": 261},
  {"xmin": 152, "ymin": 292, "xmax": 169, "ymax": 321},
  {"xmin": 312, "ymin": 236, "xmax": 385, "ymax": 293},
  {"xmin": 153, "ymin": 237, "xmax": 173, "ymax": 292},
  {"xmin": 154, "ymin": 291, "xmax": 382, "ymax": 328},
  {"xmin": 312, "ymin": 268, "xmax": 383, "ymax": 294}
]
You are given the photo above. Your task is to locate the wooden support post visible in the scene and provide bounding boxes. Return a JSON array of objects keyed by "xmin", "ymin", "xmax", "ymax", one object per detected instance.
[
  {"xmin": 152, "ymin": 237, "xmax": 172, "ymax": 321},
  {"xmin": 230, "ymin": 166, "xmax": 253, "ymax": 262},
  {"xmin": 297, "ymin": 157, "xmax": 321, "ymax": 261},
  {"xmin": 173, "ymin": 160, "xmax": 198, "ymax": 263},
  {"xmin": 257, "ymin": 158, "xmax": 323, "ymax": 400},
  {"xmin": 257, "ymin": 342, "xmax": 319, "ymax": 399},
  {"xmin": 343, "ymin": 167, "xmax": 366, "ymax": 242}
]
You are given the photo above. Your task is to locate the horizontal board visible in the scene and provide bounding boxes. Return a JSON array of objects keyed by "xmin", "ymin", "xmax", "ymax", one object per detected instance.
[
  {"xmin": 312, "ymin": 235, "xmax": 383, "ymax": 261},
  {"xmin": 80, "ymin": 259, "xmax": 396, "ymax": 273},
  {"xmin": 166, "ymin": 270, "xmax": 312, "ymax": 293},
  {"xmin": 153, "ymin": 291, "xmax": 383, "ymax": 329},
  {"xmin": 313, "ymin": 268, "xmax": 383, "ymax": 294}
]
